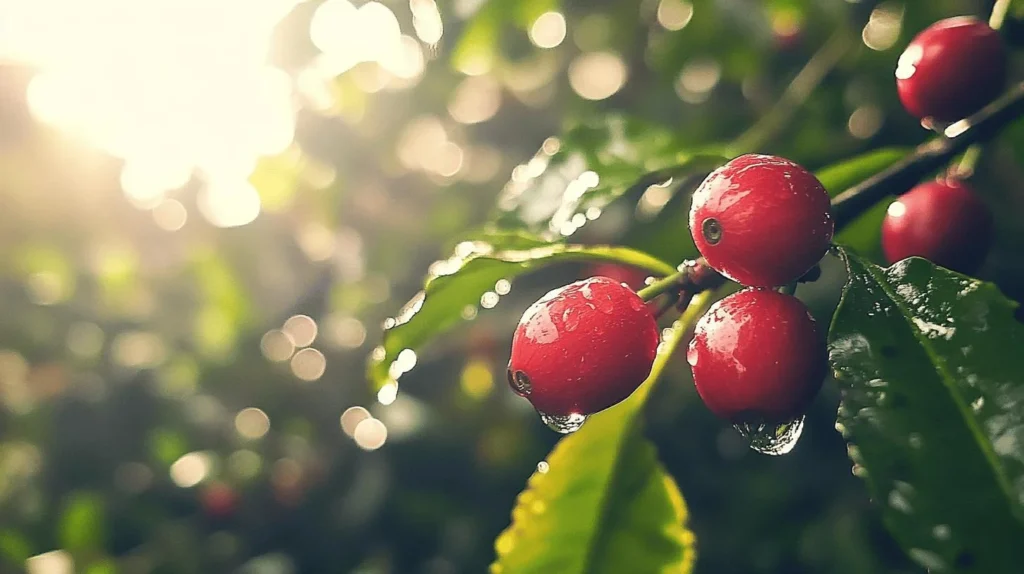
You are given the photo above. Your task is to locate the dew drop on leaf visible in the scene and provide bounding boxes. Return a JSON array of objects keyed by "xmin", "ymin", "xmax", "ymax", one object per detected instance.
[
  {"xmin": 732, "ymin": 416, "xmax": 805, "ymax": 455},
  {"xmin": 539, "ymin": 412, "xmax": 587, "ymax": 434}
]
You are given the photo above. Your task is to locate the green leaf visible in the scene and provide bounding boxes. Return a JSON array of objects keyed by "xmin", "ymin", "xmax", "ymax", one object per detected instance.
[
  {"xmin": 368, "ymin": 234, "xmax": 676, "ymax": 390},
  {"xmin": 619, "ymin": 171, "xmax": 717, "ymax": 265},
  {"xmin": 0, "ymin": 530, "xmax": 32, "ymax": 563},
  {"xmin": 491, "ymin": 316, "xmax": 696, "ymax": 574},
  {"xmin": 452, "ymin": 2, "xmax": 502, "ymax": 75},
  {"xmin": 513, "ymin": 0, "xmax": 560, "ymax": 27},
  {"xmin": 828, "ymin": 247, "xmax": 1024, "ymax": 572},
  {"xmin": 491, "ymin": 115, "xmax": 726, "ymax": 240},
  {"xmin": 817, "ymin": 148, "xmax": 908, "ymax": 259},
  {"xmin": 59, "ymin": 491, "xmax": 106, "ymax": 552}
]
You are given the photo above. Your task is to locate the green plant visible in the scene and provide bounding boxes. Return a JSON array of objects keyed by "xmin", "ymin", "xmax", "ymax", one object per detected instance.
[{"xmin": 371, "ymin": 3, "xmax": 1024, "ymax": 572}]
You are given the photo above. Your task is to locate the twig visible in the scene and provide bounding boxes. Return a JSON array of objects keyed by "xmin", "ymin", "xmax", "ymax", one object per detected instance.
[
  {"xmin": 831, "ymin": 81, "xmax": 1024, "ymax": 228},
  {"xmin": 990, "ymin": 0, "xmax": 1013, "ymax": 30},
  {"xmin": 648, "ymin": 82, "xmax": 1024, "ymax": 301},
  {"xmin": 729, "ymin": 29, "xmax": 854, "ymax": 154}
]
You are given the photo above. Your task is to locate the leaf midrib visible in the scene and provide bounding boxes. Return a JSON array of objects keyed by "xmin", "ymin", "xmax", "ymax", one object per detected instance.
[
  {"xmin": 579, "ymin": 410, "xmax": 643, "ymax": 574},
  {"xmin": 577, "ymin": 321, "xmax": 684, "ymax": 573},
  {"xmin": 860, "ymin": 259, "xmax": 1020, "ymax": 519}
]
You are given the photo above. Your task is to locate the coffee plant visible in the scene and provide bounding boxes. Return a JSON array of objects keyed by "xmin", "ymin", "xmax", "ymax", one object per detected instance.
[
  {"xmin": 5, "ymin": 1, "xmax": 1024, "ymax": 573},
  {"xmin": 370, "ymin": 1, "xmax": 1024, "ymax": 572}
]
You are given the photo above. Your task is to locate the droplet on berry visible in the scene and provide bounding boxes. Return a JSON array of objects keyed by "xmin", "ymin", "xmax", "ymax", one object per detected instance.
[
  {"xmin": 539, "ymin": 412, "xmax": 588, "ymax": 434},
  {"xmin": 508, "ymin": 276, "xmax": 660, "ymax": 427},
  {"xmin": 881, "ymin": 179, "xmax": 993, "ymax": 275},
  {"xmin": 689, "ymin": 154, "xmax": 833, "ymax": 287},
  {"xmin": 688, "ymin": 288, "xmax": 827, "ymax": 425},
  {"xmin": 733, "ymin": 416, "xmax": 805, "ymax": 456},
  {"xmin": 896, "ymin": 17, "xmax": 1006, "ymax": 123}
]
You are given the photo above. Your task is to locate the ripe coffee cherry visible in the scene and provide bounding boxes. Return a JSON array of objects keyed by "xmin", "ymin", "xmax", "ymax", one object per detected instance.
[
  {"xmin": 896, "ymin": 17, "xmax": 1006, "ymax": 123},
  {"xmin": 508, "ymin": 276, "xmax": 659, "ymax": 418},
  {"xmin": 689, "ymin": 154, "xmax": 833, "ymax": 287},
  {"xmin": 881, "ymin": 179, "xmax": 993, "ymax": 275},
  {"xmin": 687, "ymin": 289, "xmax": 826, "ymax": 424}
]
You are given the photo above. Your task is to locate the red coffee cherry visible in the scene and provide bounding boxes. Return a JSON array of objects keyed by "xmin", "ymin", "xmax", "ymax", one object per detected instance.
[
  {"xmin": 687, "ymin": 289, "xmax": 827, "ymax": 424},
  {"xmin": 689, "ymin": 154, "xmax": 833, "ymax": 287},
  {"xmin": 508, "ymin": 276, "xmax": 659, "ymax": 424},
  {"xmin": 896, "ymin": 17, "xmax": 1007, "ymax": 123},
  {"xmin": 881, "ymin": 179, "xmax": 993, "ymax": 275}
]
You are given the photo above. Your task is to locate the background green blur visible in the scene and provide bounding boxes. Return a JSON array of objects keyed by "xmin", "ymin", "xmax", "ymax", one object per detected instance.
[{"xmin": 1, "ymin": 0, "xmax": 1023, "ymax": 573}]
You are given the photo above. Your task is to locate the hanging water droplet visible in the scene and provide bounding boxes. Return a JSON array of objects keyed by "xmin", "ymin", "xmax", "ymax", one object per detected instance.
[
  {"xmin": 733, "ymin": 416, "xmax": 805, "ymax": 455},
  {"xmin": 540, "ymin": 412, "xmax": 587, "ymax": 434},
  {"xmin": 507, "ymin": 369, "xmax": 532, "ymax": 396}
]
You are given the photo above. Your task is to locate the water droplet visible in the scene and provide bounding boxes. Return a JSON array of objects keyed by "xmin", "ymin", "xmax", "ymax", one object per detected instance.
[
  {"xmin": 562, "ymin": 307, "xmax": 581, "ymax": 331},
  {"xmin": 908, "ymin": 432, "xmax": 923, "ymax": 449},
  {"xmin": 593, "ymin": 292, "xmax": 616, "ymax": 315},
  {"xmin": 686, "ymin": 344, "xmax": 698, "ymax": 367},
  {"xmin": 536, "ymin": 461, "xmax": 549, "ymax": 474},
  {"xmin": 733, "ymin": 416, "xmax": 805, "ymax": 455},
  {"xmin": 508, "ymin": 369, "xmax": 532, "ymax": 396},
  {"xmin": 540, "ymin": 412, "xmax": 587, "ymax": 434},
  {"xmin": 580, "ymin": 283, "xmax": 593, "ymax": 300},
  {"xmin": 628, "ymin": 295, "xmax": 644, "ymax": 312}
]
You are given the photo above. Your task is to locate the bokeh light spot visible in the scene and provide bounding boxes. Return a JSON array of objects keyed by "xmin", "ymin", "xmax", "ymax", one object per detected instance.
[{"xmin": 569, "ymin": 52, "xmax": 627, "ymax": 100}]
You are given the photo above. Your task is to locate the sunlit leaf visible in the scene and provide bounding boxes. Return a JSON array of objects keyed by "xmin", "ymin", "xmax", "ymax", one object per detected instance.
[
  {"xmin": 58, "ymin": 492, "xmax": 105, "ymax": 552},
  {"xmin": 490, "ymin": 115, "xmax": 726, "ymax": 240},
  {"xmin": 491, "ymin": 318, "xmax": 695, "ymax": 574},
  {"xmin": 452, "ymin": 2, "xmax": 502, "ymax": 74},
  {"xmin": 828, "ymin": 247, "xmax": 1024, "ymax": 572},
  {"xmin": 368, "ymin": 232, "xmax": 676, "ymax": 390},
  {"xmin": 0, "ymin": 530, "xmax": 31, "ymax": 564},
  {"xmin": 190, "ymin": 250, "xmax": 252, "ymax": 360}
]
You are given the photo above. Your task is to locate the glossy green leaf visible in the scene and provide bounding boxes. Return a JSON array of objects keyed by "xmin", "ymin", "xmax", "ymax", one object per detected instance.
[
  {"xmin": 368, "ymin": 233, "xmax": 676, "ymax": 390},
  {"xmin": 817, "ymin": 148, "xmax": 908, "ymax": 259},
  {"xmin": 59, "ymin": 492, "xmax": 105, "ymax": 552},
  {"xmin": 491, "ymin": 317, "xmax": 696, "ymax": 574},
  {"xmin": 490, "ymin": 114, "xmax": 726, "ymax": 240},
  {"xmin": 828, "ymin": 247, "xmax": 1024, "ymax": 572}
]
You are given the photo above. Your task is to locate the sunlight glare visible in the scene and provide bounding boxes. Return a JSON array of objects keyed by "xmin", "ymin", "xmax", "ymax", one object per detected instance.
[{"xmin": 1, "ymin": 0, "xmax": 303, "ymax": 224}]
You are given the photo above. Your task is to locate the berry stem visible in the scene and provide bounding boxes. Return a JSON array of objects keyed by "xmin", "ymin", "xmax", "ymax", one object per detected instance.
[
  {"xmin": 637, "ymin": 259, "xmax": 727, "ymax": 302},
  {"xmin": 831, "ymin": 81, "xmax": 1024, "ymax": 229},
  {"xmin": 990, "ymin": 0, "xmax": 1013, "ymax": 30},
  {"xmin": 659, "ymin": 83, "xmax": 1024, "ymax": 302}
]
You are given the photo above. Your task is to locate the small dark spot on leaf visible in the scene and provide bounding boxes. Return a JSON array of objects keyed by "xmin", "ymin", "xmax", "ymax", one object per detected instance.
[
  {"xmin": 880, "ymin": 345, "xmax": 898, "ymax": 359},
  {"xmin": 954, "ymin": 551, "xmax": 976, "ymax": 569}
]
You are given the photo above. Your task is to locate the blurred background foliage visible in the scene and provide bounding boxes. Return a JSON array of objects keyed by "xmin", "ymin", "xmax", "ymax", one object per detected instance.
[{"xmin": 0, "ymin": 0, "xmax": 1022, "ymax": 573}]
